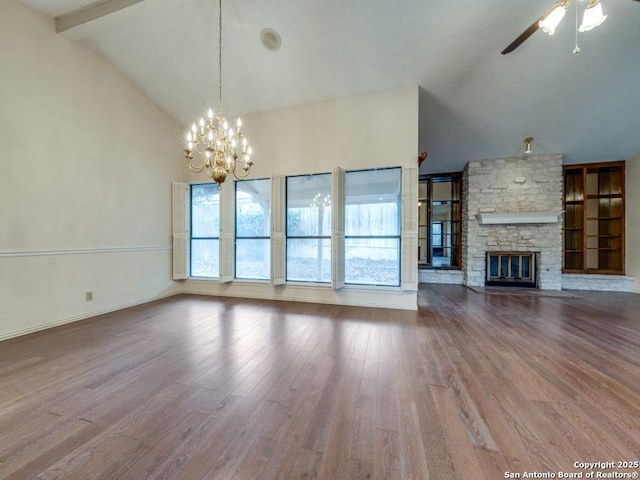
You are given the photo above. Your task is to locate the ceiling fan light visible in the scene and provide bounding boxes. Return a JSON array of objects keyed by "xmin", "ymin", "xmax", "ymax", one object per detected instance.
[
  {"xmin": 579, "ymin": 0, "xmax": 607, "ymax": 32},
  {"xmin": 539, "ymin": 0, "xmax": 570, "ymax": 35}
]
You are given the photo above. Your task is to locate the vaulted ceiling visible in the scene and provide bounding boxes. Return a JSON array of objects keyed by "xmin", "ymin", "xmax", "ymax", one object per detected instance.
[{"xmin": 19, "ymin": 0, "xmax": 640, "ymax": 173}]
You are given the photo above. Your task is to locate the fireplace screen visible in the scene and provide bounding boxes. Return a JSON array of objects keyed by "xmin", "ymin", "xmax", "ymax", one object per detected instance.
[{"xmin": 486, "ymin": 252, "xmax": 536, "ymax": 288}]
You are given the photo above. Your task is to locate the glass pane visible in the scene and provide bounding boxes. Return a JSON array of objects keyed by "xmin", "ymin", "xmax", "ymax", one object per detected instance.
[
  {"xmin": 286, "ymin": 238, "xmax": 331, "ymax": 282},
  {"xmin": 431, "ymin": 222, "xmax": 443, "ymax": 247},
  {"xmin": 236, "ymin": 178, "xmax": 270, "ymax": 237},
  {"xmin": 191, "ymin": 239, "xmax": 219, "ymax": 277},
  {"xmin": 489, "ymin": 255, "xmax": 498, "ymax": 278},
  {"xmin": 522, "ymin": 256, "xmax": 530, "ymax": 279},
  {"xmin": 345, "ymin": 238, "xmax": 399, "ymax": 286},
  {"xmin": 287, "ymin": 174, "xmax": 332, "ymax": 236},
  {"xmin": 191, "ymin": 184, "xmax": 219, "ymax": 237},
  {"xmin": 236, "ymin": 239, "xmax": 270, "ymax": 280},
  {"xmin": 500, "ymin": 256, "xmax": 508, "ymax": 277},
  {"xmin": 345, "ymin": 168, "xmax": 400, "ymax": 236},
  {"xmin": 510, "ymin": 256, "xmax": 520, "ymax": 278},
  {"xmin": 432, "ymin": 181, "xmax": 451, "ymax": 202}
]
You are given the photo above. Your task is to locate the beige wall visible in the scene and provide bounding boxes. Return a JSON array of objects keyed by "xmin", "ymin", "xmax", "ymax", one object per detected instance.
[
  {"xmin": 0, "ymin": 0, "xmax": 183, "ymax": 340},
  {"xmin": 185, "ymin": 86, "xmax": 419, "ymax": 181},
  {"xmin": 626, "ymin": 151, "xmax": 640, "ymax": 293},
  {"xmin": 183, "ymin": 86, "xmax": 420, "ymax": 310}
]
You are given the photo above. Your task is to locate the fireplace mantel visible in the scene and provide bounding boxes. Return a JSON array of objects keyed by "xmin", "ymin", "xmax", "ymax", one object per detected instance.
[{"xmin": 476, "ymin": 211, "xmax": 562, "ymax": 225}]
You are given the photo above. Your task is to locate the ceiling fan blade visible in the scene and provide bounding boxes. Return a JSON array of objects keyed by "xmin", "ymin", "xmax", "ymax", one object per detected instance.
[
  {"xmin": 501, "ymin": 18, "xmax": 542, "ymax": 55},
  {"xmin": 501, "ymin": 5, "xmax": 559, "ymax": 55}
]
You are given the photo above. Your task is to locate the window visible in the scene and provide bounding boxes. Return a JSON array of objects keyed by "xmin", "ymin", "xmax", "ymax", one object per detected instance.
[
  {"xmin": 344, "ymin": 168, "xmax": 401, "ymax": 286},
  {"xmin": 190, "ymin": 183, "xmax": 219, "ymax": 277},
  {"xmin": 286, "ymin": 174, "xmax": 332, "ymax": 282},
  {"xmin": 418, "ymin": 174, "xmax": 461, "ymax": 268},
  {"xmin": 235, "ymin": 178, "xmax": 270, "ymax": 280},
  {"xmin": 176, "ymin": 166, "xmax": 413, "ymax": 287},
  {"xmin": 563, "ymin": 162, "xmax": 625, "ymax": 274}
]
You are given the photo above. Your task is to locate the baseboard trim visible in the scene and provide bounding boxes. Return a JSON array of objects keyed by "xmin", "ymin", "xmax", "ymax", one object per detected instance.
[
  {"xmin": 182, "ymin": 286, "xmax": 418, "ymax": 311},
  {"xmin": 0, "ymin": 291, "xmax": 180, "ymax": 342}
]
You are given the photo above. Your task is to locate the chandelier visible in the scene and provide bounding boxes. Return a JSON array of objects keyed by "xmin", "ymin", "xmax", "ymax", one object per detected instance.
[{"xmin": 184, "ymin": 0, "xmax": 253, "ymax": 187}]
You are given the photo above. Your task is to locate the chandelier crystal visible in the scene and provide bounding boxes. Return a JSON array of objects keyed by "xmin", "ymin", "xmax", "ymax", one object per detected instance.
[{"xmin": 184, "ymin": 0, "xmax": 253, "ymax": 187}]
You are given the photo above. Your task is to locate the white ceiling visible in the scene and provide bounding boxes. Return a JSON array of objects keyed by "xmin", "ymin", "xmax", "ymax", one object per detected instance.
[{"xmin": 19, "ymin": 0, "xmax": 640, "ymax": 173}]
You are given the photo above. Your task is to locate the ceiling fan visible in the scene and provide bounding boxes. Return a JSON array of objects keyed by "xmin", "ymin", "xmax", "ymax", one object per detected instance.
[{"xmin": 502, "ymin": 0, "xmax": 640, "ymax": 55}]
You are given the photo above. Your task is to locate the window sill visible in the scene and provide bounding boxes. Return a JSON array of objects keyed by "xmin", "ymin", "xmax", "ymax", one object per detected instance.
[{"xmin": 419, "ymin": 265, "xmax": 461, "ymax": 271}]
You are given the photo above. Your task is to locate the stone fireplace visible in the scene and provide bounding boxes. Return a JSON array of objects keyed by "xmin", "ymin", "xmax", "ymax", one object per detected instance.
[{"xmin": 462, "ymin": 154, "xmax": 563, "ymax": 290}]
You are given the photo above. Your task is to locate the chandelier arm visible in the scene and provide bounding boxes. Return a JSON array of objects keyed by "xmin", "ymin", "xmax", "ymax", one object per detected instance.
[
  {"xmin": 187, "ymin": 158, "xmax": 207, "ymax": 173},
  {"xmin": 232, "ymin": 168, "xmax": 252, "ymax": 180},
  {"xmin": 191, "ymin": 143, "xmax": 207, "ymax": 156}
]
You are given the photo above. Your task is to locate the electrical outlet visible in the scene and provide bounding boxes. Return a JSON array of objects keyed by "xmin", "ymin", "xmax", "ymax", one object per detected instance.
[{"xmin": 85, "ymin": 291, "xmax": 93, "ymax": 302}]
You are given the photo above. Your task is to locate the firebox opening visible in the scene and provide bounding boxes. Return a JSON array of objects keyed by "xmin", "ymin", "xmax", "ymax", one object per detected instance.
[{"xmin": 486, "ymin": 252, "xmax": 538, "ymax": 288}]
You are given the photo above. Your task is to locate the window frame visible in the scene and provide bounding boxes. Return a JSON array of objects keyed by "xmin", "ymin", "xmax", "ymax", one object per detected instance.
[
  {"xmin": 189, "ymin": 182, "xmax": 220, "ymax": 278},
  {"xmin": 175, "ymin": 165, "xmax": 414, "ymax": 290},
  {"xmin": 344, "ymin": 167, "xmax": 402, "ymax": 287},
  {"xmin": 234, "ymin": 177, "xmax": 271, "ymax": 281},
  {"xmin": 418, "ymin": 172, "xmax": 462, "ymax": 269},
  {"xmin": 285, "ymin": 172, "xmax": 333, "ymax": 284}
]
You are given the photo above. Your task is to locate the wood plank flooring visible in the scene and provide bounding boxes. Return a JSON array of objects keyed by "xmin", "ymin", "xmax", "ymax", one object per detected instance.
[{"xmin": 1, "ymin": 285, "xmax": 639, "ymax": 479}]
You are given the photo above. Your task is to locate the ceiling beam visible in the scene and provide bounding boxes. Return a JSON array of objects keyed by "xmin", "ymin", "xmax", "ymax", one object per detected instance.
[{"xmin": 55, "ymin": 0, "xmax": 146, "ymax": 40}]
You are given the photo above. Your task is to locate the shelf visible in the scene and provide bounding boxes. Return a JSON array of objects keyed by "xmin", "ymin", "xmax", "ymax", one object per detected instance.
[
  {"xmin": 476, "ymin": 211, "xmax": 562, "ymax": 225},
  {"xmin": 585, "ymin": 194, "xmax": 623, "ymax": 199}
]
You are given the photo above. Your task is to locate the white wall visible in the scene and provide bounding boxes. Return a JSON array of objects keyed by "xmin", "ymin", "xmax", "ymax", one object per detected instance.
[
  {"xmin": 183, "ymin": 86, "xmax": 420, "ymax": 310},
  {"xmin": 627, "ymin": 152, "xmax": 640, "ymax": 293},
  {"xmin": 185, "ymin": 86, "xmax": 419, "ymax": 180},
  {"xmin": 0, "ymin": 0, "xmax": 183, "ymax": 340}
]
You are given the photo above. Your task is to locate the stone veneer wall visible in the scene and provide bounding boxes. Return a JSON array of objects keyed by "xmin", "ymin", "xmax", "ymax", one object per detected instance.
[
  {"xmin": 462, "ymin": 155, "xmax": 563, "ymax": 290},
  {"xmin": 562, "ymin": 273, "xmax": 634, "ymax": 292},
  {"xmin": 419, "ymin": 269, "xmax": 464, "ymax": 285}
]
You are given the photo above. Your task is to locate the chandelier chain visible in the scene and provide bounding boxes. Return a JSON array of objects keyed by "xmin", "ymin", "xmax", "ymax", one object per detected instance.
[
  {"xmin": 183, "ymin": 0, "xmax": 254, "ymax": 187},
  {"xmin": 218, "ymin": 0, "xmax": 223, "ymax": 114}
]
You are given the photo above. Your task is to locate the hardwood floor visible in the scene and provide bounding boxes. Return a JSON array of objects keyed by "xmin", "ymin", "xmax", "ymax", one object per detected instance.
[{"xmin": 1, "ymin": 285, "xmax": 639, "ymax": 479}]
